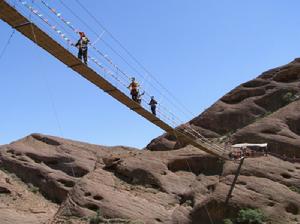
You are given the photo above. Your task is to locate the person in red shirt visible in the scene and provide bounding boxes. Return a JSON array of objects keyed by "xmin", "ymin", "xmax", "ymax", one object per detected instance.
[{"xmin": 128, "ymin": 77, "xmax": 139, "ymax": 102}]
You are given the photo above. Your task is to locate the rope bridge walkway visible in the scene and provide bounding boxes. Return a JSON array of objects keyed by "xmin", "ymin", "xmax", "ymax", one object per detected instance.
[{"xmin": 0, "ymin": 0, "xmax": 229, "ymax": 160}]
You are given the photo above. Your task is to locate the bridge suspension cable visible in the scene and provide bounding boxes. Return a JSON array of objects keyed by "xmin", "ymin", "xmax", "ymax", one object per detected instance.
[
  {"xmin": 73, "ymin": 0, "xmax": 197, "ymax": 119},
  {"xmin": 57, "ymin": 1, "xmax": 225, "ymax": 152},
  {"xmin": 35, "ymin": 0, "xmax": 188, "ymax": 128},
  {"xmin": 1, "ymin": 0, "xmax": 229, "ymax": 160},
  {"xmin": 15, "ymin": 0, "xmax": 179, "ymax": 127},
  {"xmin": 53, "ymin": 0, "xmax": 195, "ymax": 122},
  {"xmin": 27, "ymin": 0, "xmax": 226, "ymax": 153},
  {"xmin": 37, "ymin": 0, "xmax": 206, "ymax": 137},
  {"xmin": 13, "ymin": 0, "xmax": 226, "ymax": 154}
]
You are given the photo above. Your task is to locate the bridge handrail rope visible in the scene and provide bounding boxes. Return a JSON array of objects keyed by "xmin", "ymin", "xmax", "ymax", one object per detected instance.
[
  {"xmin": 18, "ymin": 1, "xmax": 130, "ymax": 89},
  {"xmin": 177, "ymin": 125, "xmax": 225, "ymax": 153},
  {"xmin": 3, "ymin": 0, "xmax": 228, "ymax": 159},
  {"xmin": 17, "ymin": 0, "xmax": 180, "ymax": 127},
  {"xmin": 37, "ymin": 0, "xmax": 121, "ymax": 74},
  {"xmin": 33, "ymin": 1, "xmax": 76, "ymax": 38},
  {"xmin": 40, "ymin": 0, "xmax": 149, "ymax": 88},
  {"xmin": 22, "ymin": 0, "xmax": 227, "ymax": 154},
  {"xmin": 73, "ymin": 0, "xmax": 197, "ymax": 120},
  {"xmin": 38, "ymin": 0, "xmax": 185, "ymax": 127},
  {"xmin": 15, "ymin": 0, "xmax": 179, "ymax": 145},
  {"xmin": 38, "ymin": 0, "xmax": 225, "ymax": 152},
  {"xmin": 16, "ymin": 0, "xmax": 201, "ymax": 132},
  {"xmin": 41, "ymin": 0, "xmax": 131, "ymax": 80},
  {"xmin": 186, "ymin": 127, "xmax": 224, "ymax": 151},
  {"xmin": 57, "ymin": 0, "xmax": 144, "ymax": 80},
  {"xmin": 39, "ymin": 0, "xmax": 186, "ymax": 125},
  {"xmin": 17, "ymin": 1, "xmax": 134, "ymax": 97},
  {"xmin": 58, "ymin": 0, "xmax": 196, "ymax": 122},
  {"xmin": 53, "ymin": 0, "xmax": 201, "ymax": 135}
]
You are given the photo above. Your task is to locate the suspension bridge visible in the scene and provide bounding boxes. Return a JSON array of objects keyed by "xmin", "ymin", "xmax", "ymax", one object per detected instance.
[{"xmin": 0, "ymin": 0, "xmax": 229, "ymax": 160}]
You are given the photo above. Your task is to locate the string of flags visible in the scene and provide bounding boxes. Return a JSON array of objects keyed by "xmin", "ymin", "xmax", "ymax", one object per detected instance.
[
  {"xmin": 18, "ymin": 0, "xmax": 128, "ymax": 92},
  {"xmin": 11, "ymin": 4, "xmax": 226, "ymax": 157},
  {"xmin": 37, "ymin": 0, "xmax": 176, "ymax": 121},
  {"xmin": 15, "ymin": 0, "xmax": 182, "ymax": 128},
  {"xmin": 40, "ymin": 0, "xmax": 132, "ymax": 81},
  {"xmin": 19, "ymin": 0, "xmax": 72, "ymax": 45},
  {"xmin": 38, "ymin": 0, "xmax": 184, "ymax": 125}
]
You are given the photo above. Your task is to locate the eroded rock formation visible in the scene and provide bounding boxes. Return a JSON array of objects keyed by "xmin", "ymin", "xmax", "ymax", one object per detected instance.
[
  {"xmin": 0, "ymin": 134, "xmax": 299, "ymax": 223},
  {"xmin": 1, "ymin": 59, "xmax": 300, "ymax": 223},
  {"xmin": 147, "ymin": 58, "xmax": 300, "ymax": 153}
]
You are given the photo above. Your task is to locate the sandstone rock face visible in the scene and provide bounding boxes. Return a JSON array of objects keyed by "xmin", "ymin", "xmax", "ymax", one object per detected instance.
[
  {"xmin": 147, "ymin": 59, "xmax": 300, "ymax": 153},
  {"xmin": 0, "ymin": 167, "xmax": 58, "ymax": 224},
  {"xmin": 1, "ymin": 59, "xmax": 300, "ymax": 223},
  {"xmin": 232, "ymin": 100, "xmax": 300, "ymax": 158},
  {"xmin": 0, "ymin": 134, "xmax": 135, "ymax": 203},
  {"xmin": 1, "ymin": 135, "xmax": 300, "ymax": 223}
]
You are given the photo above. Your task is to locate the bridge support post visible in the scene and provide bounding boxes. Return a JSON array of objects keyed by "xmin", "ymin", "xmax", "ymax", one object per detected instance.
[{"xmin": 225, "ymin": 157, "xmax": 245, "ymax": 207}]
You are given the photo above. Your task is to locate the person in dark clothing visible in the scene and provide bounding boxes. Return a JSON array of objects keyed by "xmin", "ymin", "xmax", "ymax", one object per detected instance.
[
  {"xmin": 75, "ymin": 32, "xmax": 89, "ymax": 65},
  {"xmin": 149, "ymin": 96, "xmax": 158, "ymax": 115},
  {"xmin": 136, "ymin": 91, "xmax": 145, "ymax": 104},
  {"xmin": 128, "ymin": 77, "xmax": 139, "ymax": 102}
]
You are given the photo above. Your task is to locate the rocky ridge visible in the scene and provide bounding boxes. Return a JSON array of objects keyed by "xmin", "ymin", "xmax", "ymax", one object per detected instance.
[
  {"xmin": 1, "ymin": 59, "xmax": 300, "ymax": 223},
  {"xmin": 0, "ymin": 132, "xmax": 299, "ymax": 224},
  {"xmin": 147, "ymin": 58, "xmax": 300, "ymax": 157}
]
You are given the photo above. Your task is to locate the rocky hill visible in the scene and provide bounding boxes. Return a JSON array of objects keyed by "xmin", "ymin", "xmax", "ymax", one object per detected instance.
[
  {"xmin": 148, "ymin": 58, "xmax": 300, "ymax": 159},
  {"xmin": 1, "ymin": 59, "xmax": 300, "ymax": 224}
]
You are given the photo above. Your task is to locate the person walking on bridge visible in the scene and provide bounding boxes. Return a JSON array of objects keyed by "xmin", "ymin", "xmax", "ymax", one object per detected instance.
[
  {"xmin": 149, "ymin": 96, "xmax": 158, "ymax": 116},
  {"xmin": 136, "ymin": 91, "xmax": 145, "ymax": 104},
  {"xmin": 75, "ymin": 32, "xmax": 89, "ymax": 65},
  {"xmin": 128, "ymin": 77, "xmax": 140, "ymax": 102}
]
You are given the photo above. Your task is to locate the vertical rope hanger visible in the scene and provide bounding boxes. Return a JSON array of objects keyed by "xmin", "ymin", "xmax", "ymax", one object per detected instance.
[
  {"xmin": 0, "ymin": 29, "xmax": 15, "ymax": 62},
  {"xmin": 27, "ymin": 1, "xmax": 65, "ymax": 139},
  {"xmin": 26, "ymin": 2, "xmax": 76, "ymax": 180}
]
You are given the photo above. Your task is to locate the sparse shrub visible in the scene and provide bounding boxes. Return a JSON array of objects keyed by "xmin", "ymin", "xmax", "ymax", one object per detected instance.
[
  {"xmin": 236, "ymin": 208, "xmax": 265, "ymax": 224},
  {"xmin": 28, "ymin": 183, "xmax": 39, "ymax": 194},
  {"xmin": 185, "ymin": 199, "xmax": 193, "ymax": 207},
  {"xmin": 89, "ymin": 209, "xmax": 104, "ymax": 224},
  {"xmin": 223, "ymin": 218, "xmax": 234, "ymax": 224},
  {"xmin": 282, "ymin": 92, "xmax": 298, "ymax": 104},
  {"xmin": 88, "ymin": 211, "xmax": 144, "ymax": 224},
  {"xmin": 289, "ymin": 186, "xmax": 300, "ymax": 194},
  {"xmin": 263, "ymin": 111, "xmax": 272, "ymax": 117}
]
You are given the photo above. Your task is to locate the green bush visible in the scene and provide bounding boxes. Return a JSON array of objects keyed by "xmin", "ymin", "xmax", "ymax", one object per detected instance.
[
  {"xmin": 223, "ymin": 218, "xmax": 234, "ymax": 224},
  {"xmin": 236, "ymin": 208, "xmax": 265, "ymax": 224},
  {"xmin": 89, "ymin": 210, "xmax": 104, "ymax": 224},
  {"xmin": 282, "ymin": 92, "xmax": 297, "ymax": 104},
  {"xmin": 289, "ymin": 186, "xmax": 300, "ymax": 194},
  {"xmin": 28, "ymin": 183, "xmax": 39, "ymax": 194}
]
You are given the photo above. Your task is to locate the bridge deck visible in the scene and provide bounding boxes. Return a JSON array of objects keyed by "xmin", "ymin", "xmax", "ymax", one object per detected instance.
[{"xmin": 0, "ymin": 0, "xmax": 228, "ymax": 160}]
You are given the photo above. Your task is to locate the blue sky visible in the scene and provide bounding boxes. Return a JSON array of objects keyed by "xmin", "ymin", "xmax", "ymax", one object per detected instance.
[{"xmin": 1, "ymin": 0, "xmax": 300, "ymax": 148}]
